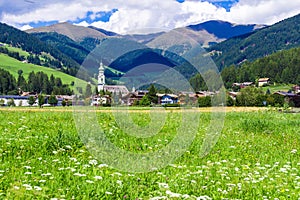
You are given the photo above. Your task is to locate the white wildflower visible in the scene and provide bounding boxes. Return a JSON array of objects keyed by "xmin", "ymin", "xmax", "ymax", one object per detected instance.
[
  {"xmin": 89, "ymin": 160, "xmax": 98, "ymax": 165},
  {"xmin": 86, "ymin": 180, "xmax": 94, "ymax": 184},
  {"xmin": 166, "ymin": 190, "xmax": 181, "ymax": 198},
  {"xmin": 94, "ymin": 176, "xmax": 103, "ymax": 180},
  {"xmin": 34, "ymin": 186, "xmax": 42, "ymax": 191},
  {"xmin": 158, "ymin": 182, "xmax": 169, "ymax": 189}
]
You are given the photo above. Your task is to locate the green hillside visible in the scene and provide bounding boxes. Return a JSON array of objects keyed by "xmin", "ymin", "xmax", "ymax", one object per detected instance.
[
  {"xmin": 0, "ymin": 53, "xmax": 89, "ymax": 88},
  {"xmin": 209, "ymin": 13, "xmax": 300, "ymax": 70},
  {"xmin": 0, "ymin": 22, "xmax": 80, "ymax": 77},
  {"xmin": 5, "ymin": 46, "xmax": 30, "ymax": 57}
]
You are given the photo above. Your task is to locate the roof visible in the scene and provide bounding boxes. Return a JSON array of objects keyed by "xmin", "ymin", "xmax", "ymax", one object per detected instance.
[
  {"xmin": 274, "ymin": 91, "xmax": 298, "ymax": 97},
  {"xmin": 258, "ymin": 78, "xmax": 270, "ymax": 82},
  {"xmin": 104, "ymin": 85, "xmax": 129, "ymax": 94},
  {"xmin": 0, "ymin": 95, "xmax": 29, "ymax": 100},
  {"xmin": 156, "ymin": 93, "xmax": 178, "ymax": 98}
]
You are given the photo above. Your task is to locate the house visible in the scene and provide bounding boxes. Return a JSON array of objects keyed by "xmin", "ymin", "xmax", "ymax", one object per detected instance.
[
  {"xmin": 91, "ymin": 95, "xmax": 111, "ymax": 106},
  {"xmin": 258, "ymin": 78, "xmax": 270, "ymax": 87},
  {"xmin": 0, "ymin": 95, "xmax": 31, "ymax": 106},
  {"xmin": 122, "ymin": 90, "xmax": 148, "ymax": 106},
  {"xmin": 274, "ymin": 91, "xmax": 300, "ymax": 107},
  {"xmin": 228, "ymin": 92, "xmax": 239, "ymax": 100},
  {"xmin": 232, "ymin": 82, "xmax": 254, "ymax": 89},
  {"xmin": 293, "ymin": 85, "xmax": 300, "ymax": 93},
  {"xmin": 157, "ymin": 94, "xmax": 178, "ymax": 105},
  {"xmin": 178, "ymin": 92, "xmax": 199, "ymax": 105}
]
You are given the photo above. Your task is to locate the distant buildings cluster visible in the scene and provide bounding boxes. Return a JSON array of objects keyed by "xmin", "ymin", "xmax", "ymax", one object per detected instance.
[{"xmin": 1, "ymin": 64, "xmax": 300, "ymax": 108}]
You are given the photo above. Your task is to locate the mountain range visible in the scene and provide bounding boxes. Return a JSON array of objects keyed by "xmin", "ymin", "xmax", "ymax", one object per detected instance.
[
  {"xmin": 26, "ymin": 20, "xmax": 264, "ymax": 47},
  {"xmin": 0, "ymin": 13, "xmax": 299, "ymax": 86}
]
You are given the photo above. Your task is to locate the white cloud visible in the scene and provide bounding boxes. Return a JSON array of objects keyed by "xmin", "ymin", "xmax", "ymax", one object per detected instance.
[
  {"xmin": 226, "ymin": 0, "xmax": 300, "ymax": 25},
  {"xmin": 19, "ymin": 24, "xmax": 33, "ymax": 31},
  {"xmin": 1, "ymin": 0, "xmax": 300, "ymax": 33}
]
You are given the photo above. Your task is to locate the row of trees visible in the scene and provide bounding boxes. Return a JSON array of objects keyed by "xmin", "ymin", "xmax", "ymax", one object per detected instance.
[
  {"xmin": 0, "ymin": 68, "xmax": 72, "ymax": 95},
  {"xmin": 227, "ymin": 87, "xmax": 285, "ymax": 107}
]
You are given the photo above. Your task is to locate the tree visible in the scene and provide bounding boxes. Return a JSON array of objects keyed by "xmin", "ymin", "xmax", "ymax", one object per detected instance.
[
  {"xmin": 0, "ymin": 99, "xmax": 5, "ymax": 106},
  {"xmin": 94, "ymin": 86, "xmax": 99, "ymax": 95},
  {"xmin": 28, "ymin": 96, "xmax": 35, "ymax": 106},
  {"xmin": 198, "ymin": 96, "xmax": 211, "ymax": 107},
  {"xmin": 148, "ymin": 84, "xmax": 158, "ymax": 104},
  {"xmin": 62, "ymin": 100, "xmax": 67, "ymax": 107},
  {"xmin": 18, "ymin": 69, "xmax": 23, "ymax": 76},
  {"xmin": 48, "ymin": 94, "xmax": 58, "ymax": 106},
  {"xmin": 85, "ymin": 84, "xmax": 92, "ymax": 98},
  {"xmin": 38, "ymin": 95, "xmax": 45, "ymax": 108},
  {"xmin": 17, "ymin": 74, "xmax": 27, "ymax": 91},
  {"xmin": 189, "ymin": 73, "xmax": 207, "ymax": 91},
  {"xmin": 139, "ymin": 95, "xmax": 151, "ymax": 106},
  {"xmin": 236, "ymin": 87, "xmax": 264, "ymax": 106},
  {"xmin": 7, "ymin": 99, "xmax": 15, "ymax": 107},
  {"xmin": 226, "ymin": 96, "xmax": 235, "ymax": 107}
]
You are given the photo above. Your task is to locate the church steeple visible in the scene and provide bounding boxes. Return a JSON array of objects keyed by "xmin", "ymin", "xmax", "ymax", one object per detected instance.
[{"xmin": 98, "ymin": 61, "xmax": 105, "ymax": 92}]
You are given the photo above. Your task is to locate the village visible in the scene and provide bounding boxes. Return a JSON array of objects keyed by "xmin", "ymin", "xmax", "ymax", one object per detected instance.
[{"xmin": 1, "ymin": 62, "xmax": 300, "ymax": 108}]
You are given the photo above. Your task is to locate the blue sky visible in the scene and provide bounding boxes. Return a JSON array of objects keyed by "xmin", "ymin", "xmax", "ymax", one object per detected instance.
[{"xmin": 0, "ymin": 0, "xmax": 299, "ymax": 34}]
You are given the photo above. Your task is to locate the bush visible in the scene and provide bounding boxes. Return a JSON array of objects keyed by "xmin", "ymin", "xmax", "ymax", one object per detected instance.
[
  {"xmin": 7, "ymin": 98, "xmax": 15, "ymax": 107},
  {"xmin": 198, "ymin": 96, "xmax": 212, "ymax": 107},
  {"xmin": 163, "ymin": 103, "xmax": 180, "ymax": 107}
]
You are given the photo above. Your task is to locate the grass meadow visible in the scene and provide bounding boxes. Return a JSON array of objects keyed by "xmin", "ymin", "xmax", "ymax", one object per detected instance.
[
  {"xmin": 0, "ymin": 107, "xmax": 300, "ymax": 199},
  {"xmin": 0, "ymin": 53, "xmax": 89, "ymax": 88}
]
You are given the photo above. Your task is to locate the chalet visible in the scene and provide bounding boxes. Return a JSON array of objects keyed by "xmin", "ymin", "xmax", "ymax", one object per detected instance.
[
  {"xmin": 228, "ymin": 92, "xmax": 239, "ymax": 100},
  {"xmin": 178, "ymin": 92, "xmax": 199, "ymax": 105},
  {"xmin": 232, "ymin": 82, "xmax": 254, "ymax": 89},
  {"xmin": 258, "ymin": 78, "xmax": 270, "ymax": 87},
  {"xmin": 196, "ymin": 91, "xmax": 217, "ymax": 97},
  {"xmin": 157, "ymin": 94, "xmax": 178, "ymax": 105},
  {"xmin": 91, "ymin": 95, "xmax": 111, "ymax": 106},
  {"xmin": 274, "ymin": 92, "xmax": 300, "ymax": 107},
  {"xmin": 122, "ymin": 90, "xmax": 148, "ymax": 106},
  {"xmin": 0, "ymin": 95, "xmax": 31, "ymax": 106}
]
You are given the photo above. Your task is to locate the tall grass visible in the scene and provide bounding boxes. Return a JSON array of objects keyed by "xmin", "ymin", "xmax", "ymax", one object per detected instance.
[{"xmin": 0, "ymin": 109, "xmax": 300, "ymax": 199}]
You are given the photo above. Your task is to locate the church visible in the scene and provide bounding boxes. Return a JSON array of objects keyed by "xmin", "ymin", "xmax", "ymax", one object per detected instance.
[{"xmin": 97, "ymin": 62, "xmax": 129, "ymax": 96}]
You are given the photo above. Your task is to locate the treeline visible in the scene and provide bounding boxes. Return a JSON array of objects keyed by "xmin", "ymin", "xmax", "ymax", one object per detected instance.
[
  {"xmin": 0, "ymin": 47, "xmax": 26, "ymax": 61},
  {"xmin": 227, "ymin": 87, "xmax": 285, "ymax": 107},
  {"xmin": 209, "ymin": 13, "xmax": 300, "ymax": 70},
  {"xmin": 189, "ymin": 47, "xmax": 300, "ymax": 91},
  {"xmin": 0, "ymin": 69, "xmax": 72, "ymax": 95},
  {"xmin": 221, "ymin": 47, "xmax": 300, "ymax": 88},
  {"xmin": 33, "ymin": 32, "xmax": 90, "ymax": 65}
]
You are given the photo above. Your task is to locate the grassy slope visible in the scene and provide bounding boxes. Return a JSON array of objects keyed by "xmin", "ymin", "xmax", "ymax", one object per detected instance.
[
  {"xmin": 5, "ymin": 46, "xmax": 30, "ymax": 57},
  {"xmin": 0, "ymin": 53, "xmax": 89, "ymax": 88}
]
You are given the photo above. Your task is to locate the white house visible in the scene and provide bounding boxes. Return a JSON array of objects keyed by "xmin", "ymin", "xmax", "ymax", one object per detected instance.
[
  {"xmin": 0, "ymin": 95, "xmax": 31, "ymax": 106},
  {"xmin": 258, "ymin": 78, "xmax": 270, "ymax": 87}
]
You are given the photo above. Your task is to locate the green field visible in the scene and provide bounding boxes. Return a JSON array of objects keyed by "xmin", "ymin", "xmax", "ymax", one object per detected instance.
[
  {"xmin": 0, "ymin": 53, "xmax": 89, "ymax": 88},
  {"xmin": 5, "ymin": 46, "xmax": 30, "ymax": 57},
  {"xmin": 262, "ymin": 84, "xmax": 294, "ymax": 93},
  {"xmin": 0, "ymin": 108, "xmax": 300, "ymax": 199}
]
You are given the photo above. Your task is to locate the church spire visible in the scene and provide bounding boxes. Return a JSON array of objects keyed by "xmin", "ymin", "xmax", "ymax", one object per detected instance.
[{"xmin": 98, "ymin": 61, "xmax": 105, "ymax": 92}]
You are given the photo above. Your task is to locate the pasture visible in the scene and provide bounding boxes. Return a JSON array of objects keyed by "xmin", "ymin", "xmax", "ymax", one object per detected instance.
[{"xmin": 0, "ymin": 107, "xmax": 300, "ymax": 199}]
